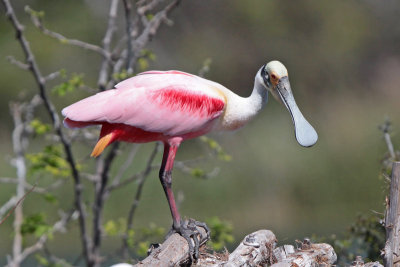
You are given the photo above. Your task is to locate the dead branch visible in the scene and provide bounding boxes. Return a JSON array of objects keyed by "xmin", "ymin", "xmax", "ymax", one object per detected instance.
[
  {"xmin": 121, "ymin": 229, "xmax": 383, "ymax": 267},
  {"xmin": 384, "ymin": 162, "xmax": 400, "ymax": 267},
  {"xmin": 134, "ymin": 227, "xmax": 208, "ymax": 267},
  {"xmin": 26, "ymin": 6, "xmax": 107, "ymax": 57},
  {"xmin": 98, "ymin": 0, "xmax": 120, "ymax": 91}
]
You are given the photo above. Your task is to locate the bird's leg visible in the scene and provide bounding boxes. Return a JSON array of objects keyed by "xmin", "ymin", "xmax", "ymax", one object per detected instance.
[
  {"xmin": 159, "ymin": 142, "xmax": 181, "ymax": 230},
  {"xmin": 159, "ymin": 141, "xmax": 210, "ymax": 261}
]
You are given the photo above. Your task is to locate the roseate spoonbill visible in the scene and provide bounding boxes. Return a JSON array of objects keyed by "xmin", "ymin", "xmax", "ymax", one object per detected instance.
[{"xmin": 62, "ymin": 60, "xmax": 317, "ymax": 258}]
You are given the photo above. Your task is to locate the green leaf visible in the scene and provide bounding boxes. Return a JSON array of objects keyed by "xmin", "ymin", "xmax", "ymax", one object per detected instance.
[
  {"xmin": 27, "ymin": 145, "xmax": 70, "ymax": 177},
  {"xmin": 127, "ymin": 229, "xmax": 135, "ymax": 248},
  {"xmin": 52, "ymin": 73, "xmax": 84, "ymax": 96},
  {"xmin": 35, "ymin": 255, "xmax": 49, "ymax": 266},
  {"xmin": 21, "ymin": 213, "xmax": 51, "ymax": 237},
  {"xmin": 25, "ymin": 6, "xmax": 45, "ymax": 19},
  {"xmin": 137, "ymin": 58, "xmax": 149, "ymax": 72},
  {"xmin": 146, "ymin": 14, "xmax": 154, "ymax": 21},
  {"xmin": 43, "ymin": 193, "xmax": 58, "ymax": 204},
  {"xmin": 104, "ymin": 220, "xmax": 118, "ymax": 236},
  {"xmin": 200, "ymin": 136, "xmax": 232, "ymax": 162},
  {"xmin": 191, "ymin": 167, "xmax": 206, "ymax": 178},
  {"xmin": 136, "ymin": 241, "xmax": 150, "ymax": 257},
  {"xmin": 206, "ymin": 216, "xmax": 234, "ymax": 251},
  {"xmin": 30, "ymin": 119, "xmax": 51, "ymax": 135},
  {"xmin": 104, "ymin": 218, "xmax": 128, "ymax": 237},
  {"xmin": 112, "ymin": 69, "xmax": 129, "ymax": 81}
]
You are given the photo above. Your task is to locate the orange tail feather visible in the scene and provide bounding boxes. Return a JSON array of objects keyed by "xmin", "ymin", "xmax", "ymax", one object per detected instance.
[{"xmin": 91, "ymin": 133, "xmax": 114, "ymax": 157}]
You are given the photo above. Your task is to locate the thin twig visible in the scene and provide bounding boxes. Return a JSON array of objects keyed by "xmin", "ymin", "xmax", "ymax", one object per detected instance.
[
  {"xmin": 108, "ymin": 0, "xmax": 179, "ymax": 87},
  {"xmin": 109, "ymin": 144, "xmax": 141, "ymax": 190},
  {"xmin": 0, "ymin": 177, "xmax": 62, "ymax": 194},
  {"xmin": 379, "ymin": 119, "xmax": 397, "ymax": 160},
  {"xmin": 0, "ymin": 196, "xmax": 18, "ymax": 219},
  {"xmin": 92, "ymin": 142, "xmax": 120, "ymax": 266},
  {"xmin": 122, "ymin": 0, "xmax": 134, "ymax": 74},
  {"xmin": 26, "ymin": 6, "xmax": 108, "ymax": 58},
  {"xmin": 44, "ymin": 71, "xmax": 61, "ymax": 82},
  {"xmin": 98, "ymin": 0, "xmax": 119, "ymax": 91},
  {"xmin": 7, "ymin": 56, "xmax": 29, "ymax": 70},
  {"xmin": 0, "ymin": 184, "xmax": 36, "ymax": 227},
  {"xmin": 122, "ymin": 142, "xmax": 160, "ymax": 258}
]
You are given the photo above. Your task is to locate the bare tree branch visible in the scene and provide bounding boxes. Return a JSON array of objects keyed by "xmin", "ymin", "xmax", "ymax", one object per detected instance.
[
  {"xmin": 44, "ymin": 70, "xmax": 61, "ymax": 82},
  {"xmin": 137, "ymin": 0, "xmax": 165, "ymax": 15},
  {"xmin": 122, "ymin": 142, "xmax": 160, "ymax": 258},
  {"xmin": 108, "ymin": 0, "xmax": 179, "ymax": 88},
  {"xmin": 25, "ymin": 6, "xmax": 108, "ymax": 58},
  {"xmin": 9, "ymin": 102, "xmax": 27, "ymax": 267},
  {"xmin": 1, "ymin": 0, "xmax": 93, "ymax": 265},
  {"xmin": 122, "ymin": 0, "xmax": 134, "ymax": 75},
  {"xmin": 6, "ymin": 55, "xmax": 29, "ymax": 70},
  {"xmin": 92, "ymin": 143, "xmax": 120, "ymax": 267},
  {"xmin": 98, "ymin": 0, "xmax": 120, "ymax": 91},
  {"xmin": 0, "ymin": 177, "xmax": 63, "ymax": 194},
  {"xmin": 110, "ymin": 144, "xmax": 141, "ymax": 188},
  {"xmin": 0, "ymin": 196, "xmax": 18, "ymax": 219}
]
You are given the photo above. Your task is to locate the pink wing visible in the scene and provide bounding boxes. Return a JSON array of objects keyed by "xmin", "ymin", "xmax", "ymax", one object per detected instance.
[{"xmin": 62, "ymin": 71, "xmax": 226, "ymax": 136}]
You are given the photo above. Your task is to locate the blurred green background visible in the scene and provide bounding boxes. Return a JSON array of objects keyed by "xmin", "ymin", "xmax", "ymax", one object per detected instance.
[{"xmin": 1, "ymin": 0, "xmax": 400, "ymax": 263}]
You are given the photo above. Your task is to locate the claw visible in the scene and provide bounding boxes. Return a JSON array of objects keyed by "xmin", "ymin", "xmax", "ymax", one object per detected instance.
[{"xmin": 168, "ymin": 219, "xmax": 210, "ymax": 263}]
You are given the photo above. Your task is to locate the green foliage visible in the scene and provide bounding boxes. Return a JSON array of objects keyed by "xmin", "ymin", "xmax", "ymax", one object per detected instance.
[
  {"xmin": 313, "ymin": 214, "xmax": 385, "ymax": 265},
  {"xmin": 27, "ymin": 145, "xmax": 70, "ymax": 177},
  {"xmin": 35, "ymin": 254, "xmax": 50, "ymax": 266},
  {"xmin": 52, "ymin": 72, "xmax": 84, "ymax": 96},
  {"xmin": 113, "ymin": 69, "xmax": 129, "ymax": 81},
  {"xmin": 136, "ymin": 241, "xmax": 150, "ymax": 257},
  {"xmin": 137, "ymin": 49, "xmax": 156, "ymax": 72},
  {"xmin": 200, "ymin": 136, "xmax": 232, "ymax": 162},
  {"xmin": 206, "ymin": 216, "xmax": 234, "ymax": 251},
  {"xmin": 104, "ymin": 218, "xmax": 127, "ymax": 237},
  {"xmin": 42, "ymin": 193, "xmax": 58, "ymax": 205},
  {"xmin": 139, "ymin": 222, "xmax": 165, "ymax": 239},
  {"xmin": 35, "ymin": 254, "xmax": 72, "ymax": 267},
  {"xmin": 146, "ymin": 14, "xmax": 154, "ymax": 21},
  {"xmin": 25, "ymin": 6, "xmax": 45, "ymax": 19},
  {"xmin": 102, "ymin": 219, "xmax": 165, "ymax": 257},
  {"xmin": 21, "ymin": 213, "xmax": 51, "ymax": 237},
  {"xmin": 30, "ymin": 119, "xmax": 51, "ymax": 135},
  {"xmin": 126, "ymin": 229, "xmax": 135, "ymax": 249},
  {"xmin": 191, "ymin": 167, "xmax": 206, "ymax": 178}
]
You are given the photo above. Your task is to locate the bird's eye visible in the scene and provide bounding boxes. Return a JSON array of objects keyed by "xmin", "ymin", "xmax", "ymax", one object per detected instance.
[{"xmin": 271, "ymin": 74, "xmax": 277, "ymax": 80}]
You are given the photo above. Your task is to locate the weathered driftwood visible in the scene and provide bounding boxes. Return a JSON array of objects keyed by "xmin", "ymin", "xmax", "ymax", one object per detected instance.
[
  {"xmin": 124, "ymin": 229, "xmax": 383, "ymax": 267},
  {"xmin": 272, "ymin": 238, "xmax": 336, "ymax": 267},
  {"xmin": 384, "ymin": 161, "xmax": 400, "ymax": 267},
  {"xmin": 350, "ymin": 256, "xmax": 383, "ymax": 267},
  {"xmin": 196, "ymin": 230, "xmax": 277, "ymax": 266},
  {"xmin": 134, "ymin": 228, "xmax": 208, "ymax": 267}
]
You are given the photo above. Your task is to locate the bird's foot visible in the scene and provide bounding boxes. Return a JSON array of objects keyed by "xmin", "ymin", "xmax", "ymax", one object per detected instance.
[{"xmin": 167, "ymin": 218, "xmax": 210, "ymax": 263}]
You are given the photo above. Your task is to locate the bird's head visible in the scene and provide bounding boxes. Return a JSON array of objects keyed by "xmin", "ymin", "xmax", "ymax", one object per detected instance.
[{"xmin": 258, "ymin": 60, "xmax": 318, "ymax": 147}]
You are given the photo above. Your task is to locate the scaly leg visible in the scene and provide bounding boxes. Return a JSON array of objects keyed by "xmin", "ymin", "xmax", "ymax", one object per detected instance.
[{"xmin": 159, "ymin": 140, "xmax": 210, "ymax": 261}]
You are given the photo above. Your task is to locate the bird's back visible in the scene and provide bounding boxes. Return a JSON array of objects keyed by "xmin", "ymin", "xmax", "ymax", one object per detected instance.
[{"xmin": 62, "ymin": 71, "xmax": 227, "ymax": 138}]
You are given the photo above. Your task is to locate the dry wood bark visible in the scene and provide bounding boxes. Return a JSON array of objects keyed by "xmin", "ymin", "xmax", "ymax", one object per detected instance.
[
  {"xmin": 119, "ymin": 229, "xmax": 386, "ymax": 267},
  {"xmin": 384, "ymin": 162, "xmax": 400, "ymax": 267}
]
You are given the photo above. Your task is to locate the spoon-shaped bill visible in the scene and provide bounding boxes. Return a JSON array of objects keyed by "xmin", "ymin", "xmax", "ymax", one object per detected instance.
[{"xmin": 276, "ymin": 77, "xmax": 318, "ymax": 147}]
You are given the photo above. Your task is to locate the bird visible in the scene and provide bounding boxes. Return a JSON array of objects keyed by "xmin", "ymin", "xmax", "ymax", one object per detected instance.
[{"xmin": 62, "ymin": 60, "xmax": 318, "ymax": 259}]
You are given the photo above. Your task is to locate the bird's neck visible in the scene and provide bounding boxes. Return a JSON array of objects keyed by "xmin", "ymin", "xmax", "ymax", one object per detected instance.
[
  {"xmin": 246, "ymin": 71, "xmax": 269, "ymax": 116},
  {"xmin": 219, "ymin": 71, "xmax": 268, "ymax": 131}
]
